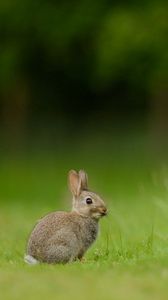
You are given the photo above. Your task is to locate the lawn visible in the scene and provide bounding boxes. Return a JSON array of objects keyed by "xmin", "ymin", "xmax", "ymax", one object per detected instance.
[{"xmin": 0, "ymin": 127, "xmax": 168, "ymax": 300}]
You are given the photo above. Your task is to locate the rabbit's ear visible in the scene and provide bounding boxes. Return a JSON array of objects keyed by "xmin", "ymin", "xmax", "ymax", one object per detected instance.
[
  {"xmin": 68, "ymin": 170, "xmax": 80, "ymax": 197},
  {"xmin": 79, "ymin": 170, "xmax": 88, "ymax": 191}
]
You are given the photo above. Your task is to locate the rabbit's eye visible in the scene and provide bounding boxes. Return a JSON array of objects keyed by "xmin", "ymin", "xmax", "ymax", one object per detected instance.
[{"xmin": 86, "ymin": 197, "xmax": 93, "ymax": 204}]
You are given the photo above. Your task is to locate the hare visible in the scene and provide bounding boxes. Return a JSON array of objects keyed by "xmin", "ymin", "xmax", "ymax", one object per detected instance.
[{"xmin": 24, "ymin": 170, "xmax": 107, "ymax": 264}]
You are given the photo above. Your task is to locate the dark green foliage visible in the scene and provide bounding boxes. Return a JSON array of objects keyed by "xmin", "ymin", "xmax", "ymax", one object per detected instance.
[{"xmin": 0, "ymin": 0, "xmax": 168, "ymax": 105}]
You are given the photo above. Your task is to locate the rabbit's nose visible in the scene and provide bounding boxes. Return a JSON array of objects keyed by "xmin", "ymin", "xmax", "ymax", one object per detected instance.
[{"xmin": 100, "ymin": 207, "xmax": 107, "ymax": 216}]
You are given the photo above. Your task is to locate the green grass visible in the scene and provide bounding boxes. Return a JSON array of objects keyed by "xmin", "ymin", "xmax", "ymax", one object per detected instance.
[{"xmin": 1, "ymin": 130, "xmax": 168, "ymax": 300}]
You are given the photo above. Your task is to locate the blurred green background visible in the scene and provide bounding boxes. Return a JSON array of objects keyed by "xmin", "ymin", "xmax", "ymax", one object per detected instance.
[
  {"xmin": 0, "ymin": 0, "xmax": 168, "ymax": 206},
  {"xmin": 0, "ymin": 1, "xmax": 168, "ymax": 299}
]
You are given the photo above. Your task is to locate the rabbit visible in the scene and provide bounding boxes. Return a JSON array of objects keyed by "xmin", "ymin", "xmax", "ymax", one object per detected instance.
[{"xmin": 24, "ymin": 169, "xmax": 107, "ymax": 264}]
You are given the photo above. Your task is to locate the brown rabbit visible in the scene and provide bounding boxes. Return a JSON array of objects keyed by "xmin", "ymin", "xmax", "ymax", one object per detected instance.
[{"xmin": 24, "ymin": 170, "xmax": 107, "ymax": 264}]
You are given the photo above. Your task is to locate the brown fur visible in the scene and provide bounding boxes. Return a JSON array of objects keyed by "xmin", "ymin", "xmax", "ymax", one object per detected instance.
[{"xmin": 25, "ymin": 170, "xmax": 107, "ymax": 264}]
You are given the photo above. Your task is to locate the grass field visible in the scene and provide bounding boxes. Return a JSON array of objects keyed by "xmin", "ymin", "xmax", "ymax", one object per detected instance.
[{"xmin": 1, "ymin": 128, "xmax": 168, "ymax": 300}]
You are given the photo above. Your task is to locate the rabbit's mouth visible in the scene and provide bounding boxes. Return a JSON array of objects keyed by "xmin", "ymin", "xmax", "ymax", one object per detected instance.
[
  {"xmin": 100, "ymin": 211, "xmax": 107, "ymax": 216},
  {"xmin": 91, "ymin": 207, "xmax": 107, "ymax": 219},
  {"xmin": 92, "ymin": 213, "xmax": 106, "ymax": 219},
  {"xmin": 98, "ymin": 207, "xmax": 107, "ymax": 216}
]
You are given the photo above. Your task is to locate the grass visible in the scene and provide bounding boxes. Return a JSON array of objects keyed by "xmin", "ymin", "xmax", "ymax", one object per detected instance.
[{"xmin": 1, "ymin": 127, "xmax": 168, "ymax": 300}]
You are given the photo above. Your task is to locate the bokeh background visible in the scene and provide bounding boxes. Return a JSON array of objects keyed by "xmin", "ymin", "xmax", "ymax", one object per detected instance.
[
  {"xmin": 0, "ymin": 0, "xmax": 168, "ymax": 217},
  {"xmin": 1, "ymin": 2, "xmax": 168, "ymax": 299}
]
